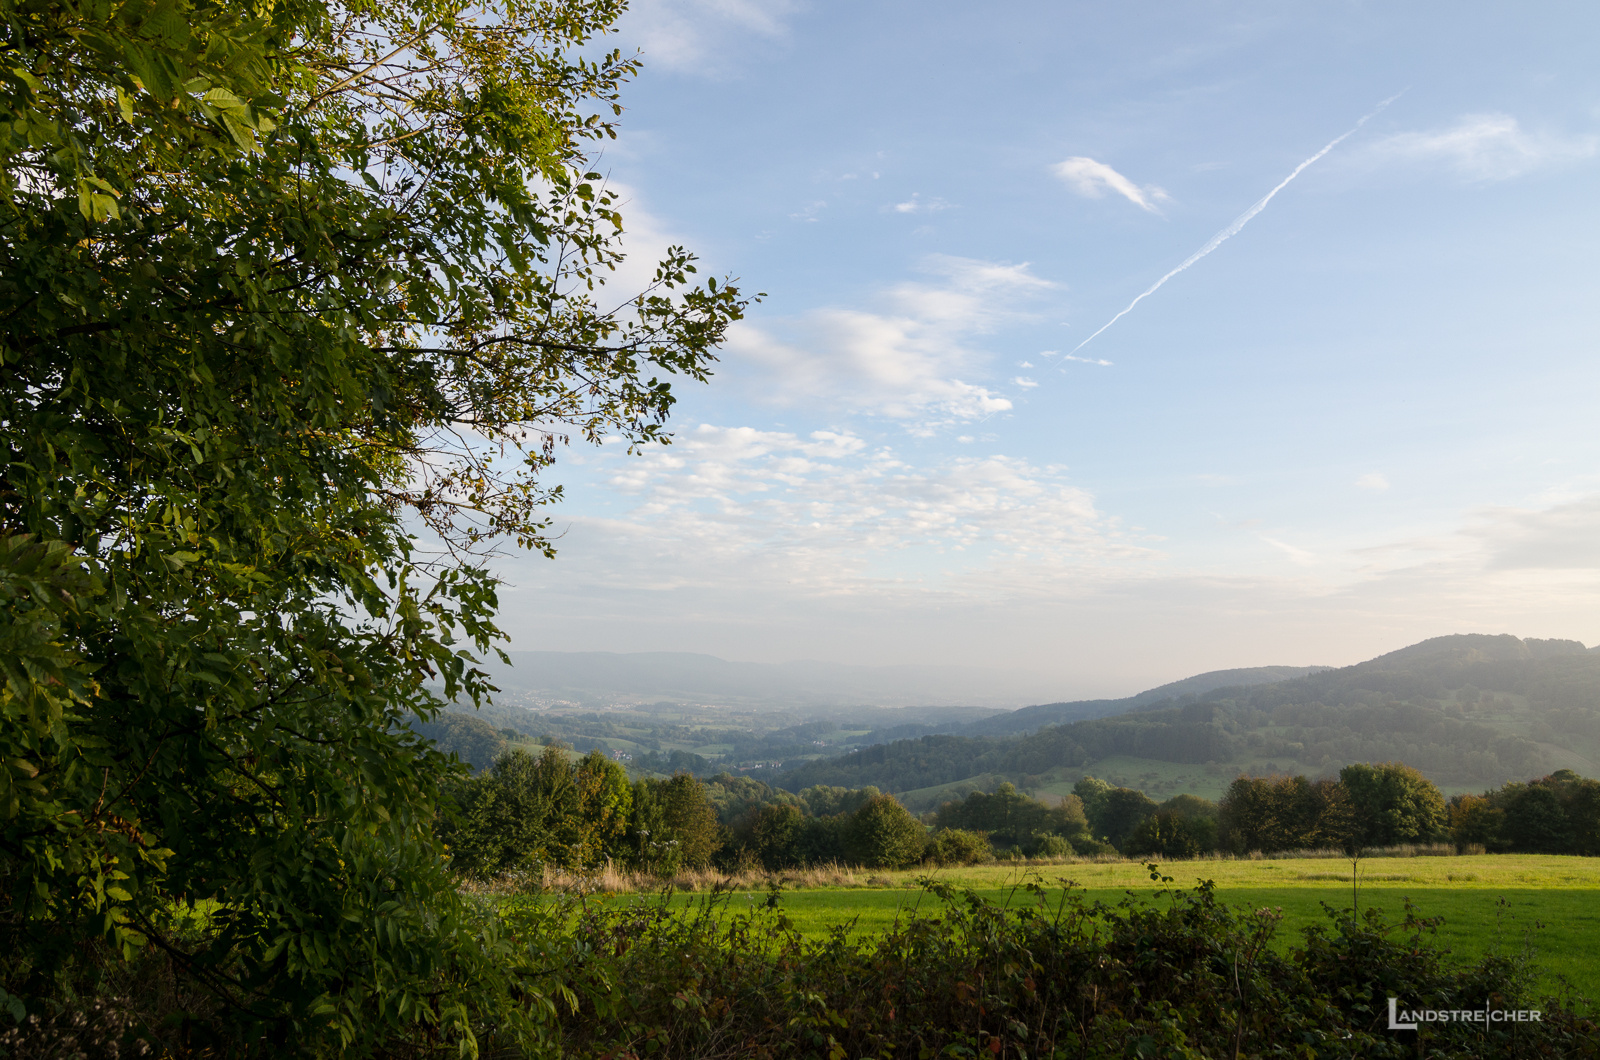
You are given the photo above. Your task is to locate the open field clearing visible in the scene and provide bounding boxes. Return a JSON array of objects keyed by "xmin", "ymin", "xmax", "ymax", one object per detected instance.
[{"xmin": 576, "ymin": 854, "xmax": 1600, "ymax": 1004}]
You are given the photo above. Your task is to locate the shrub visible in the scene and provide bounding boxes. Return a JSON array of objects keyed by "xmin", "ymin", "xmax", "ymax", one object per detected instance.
[
  {"xmin": 527, "ymin": 873, "xmax": 1598, "ymax": 1060},
  {"xmin": 924, "ymin": 828, "xmax": 993, "ymax": 865},
  {"xmin": 1027, "ymin": 833, "xmax": 1074, "ymax": 857}
]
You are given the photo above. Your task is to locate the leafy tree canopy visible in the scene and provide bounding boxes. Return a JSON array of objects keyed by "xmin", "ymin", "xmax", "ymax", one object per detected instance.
[{"xmin": 1, "ymin": 0, "xmax": 747, "ymax": 1048}]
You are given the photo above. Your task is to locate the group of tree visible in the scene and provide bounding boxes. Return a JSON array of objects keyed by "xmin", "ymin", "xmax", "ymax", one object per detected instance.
[
  {"xmin": 437, "ymin": 753, "xmax": 937, "ymax": 875},
  {"xmin": 437, "ymin": 757, "xmax": 1157, "ymax": 876},
  {"xmin": 1215, "ymin": 763, "xmax": 1600, "ymax": 857},
  {"xmin": 1215, "ymin": 763, "xmax": 1449, "ymax": 854},
  {"xmin": 1, "ymin": 0, "xmax": 749, "ymax": 1050},
  {"xmin": 932, "ymin": 782, "xmax": 1103, "ymax": 856},
  {"xmin": 1449, "ymin": 769, "xmax": 1600, "ymax": 855}
]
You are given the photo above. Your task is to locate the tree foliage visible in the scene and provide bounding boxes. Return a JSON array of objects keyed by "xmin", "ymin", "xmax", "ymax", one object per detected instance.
[
  {"xmin": 1338, "ymin": 762, "xmax": 1447, "ymax": 848},
  {"xmin": 1450, "ymin": 769, "xmax": 1600, "ymax": 855},
  {"xmin": 440, "ymin": 745, "xmax": 632, "ymax": 876},
  {"xmin": 842, "ymin": 794, "xmax": 926, "ymax": 870},
  {"xmin": 1, "ymin": 0, "xmax": 747, "ymax": 1048},
  {"xmin": 934, "ymin": 782, "xmax": 1092, "ymax": 854}
]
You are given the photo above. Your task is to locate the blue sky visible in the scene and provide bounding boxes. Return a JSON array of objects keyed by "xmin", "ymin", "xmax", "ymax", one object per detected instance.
[{"xmin": 491, "ymin": 0, "xmax": 1600, "ymax": 697}]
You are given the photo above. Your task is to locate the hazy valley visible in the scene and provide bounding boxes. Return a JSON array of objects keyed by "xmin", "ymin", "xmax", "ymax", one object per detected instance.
[{"xmin": 424, "ymin": 633, "xmax": 1600, "ymax": 806}]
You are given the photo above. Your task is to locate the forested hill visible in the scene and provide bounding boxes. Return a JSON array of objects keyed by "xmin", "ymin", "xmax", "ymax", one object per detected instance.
[
  {"xmin": 962, "ymin": 664, "xmax": 1330, "ymax": 736},
  {"xmin": 776, "ymin": 634, "xmax": 1600, "ymax": 802}
]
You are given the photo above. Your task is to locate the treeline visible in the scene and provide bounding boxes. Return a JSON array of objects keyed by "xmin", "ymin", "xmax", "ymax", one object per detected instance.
[
  {"xmin": 1215, "ymin": 764, "xmax": 1600, "ymax": 856},
  {"xmin": 439, "ymin": 750, "xmax": 1134, "ymax": 877},
  {"xmin": 1216, "ymin": 763, "xmax": 1446, "ymax": 854},
  {"xmin": 439, "ymin": 748, "xmax": 937, "ymax": 875},
  {"xmin": 1450, "ymin": 769, "xmax": 1600, "ymax": 855},
  {"xmin": 442, "ymin": 745, "xmax": 1600, "ymax": 876}
]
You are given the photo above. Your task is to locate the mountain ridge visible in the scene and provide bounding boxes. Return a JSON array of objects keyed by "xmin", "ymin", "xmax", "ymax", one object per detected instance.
[{"xmin": 775, "ymin": 634, "xmax": 1600, "ymax": 806}]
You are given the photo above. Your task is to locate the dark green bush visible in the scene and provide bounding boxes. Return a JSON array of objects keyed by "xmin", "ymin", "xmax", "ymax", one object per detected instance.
[
  {"xmin": 517, "ymin": 871, "xmax": 1597, "ymax": 1060},
  {"xmin": 924, "ymin": 827, "xmax": 993, "ymax": 865}
]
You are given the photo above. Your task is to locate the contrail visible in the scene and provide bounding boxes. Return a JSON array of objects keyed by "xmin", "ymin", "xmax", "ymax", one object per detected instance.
[{"xmin": 1067, "ymin": 93, "xmax": 1403, "ymax": 359}]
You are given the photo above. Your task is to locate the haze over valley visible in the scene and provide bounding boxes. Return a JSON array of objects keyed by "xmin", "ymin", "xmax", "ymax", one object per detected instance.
[{"xmin": 428, "ymin": 633, "xmax": 1600, "ymax": 807}]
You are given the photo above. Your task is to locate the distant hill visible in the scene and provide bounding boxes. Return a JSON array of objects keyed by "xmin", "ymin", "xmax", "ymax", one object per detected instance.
[
  {"xmin": 963, "ymin": 665, "xmax": 1330, "ymax": 736},
  {"xmin": 777, "ymin": 635, "xmax": 1600, "ymax": 804}
]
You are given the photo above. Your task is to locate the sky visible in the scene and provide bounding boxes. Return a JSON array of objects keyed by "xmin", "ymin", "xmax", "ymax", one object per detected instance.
[{"xmin": 488, "ymin": 0, "xmax": 1600, "ymax": 699}]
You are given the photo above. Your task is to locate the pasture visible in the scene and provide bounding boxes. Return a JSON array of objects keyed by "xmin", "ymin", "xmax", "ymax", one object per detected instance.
[{"xmin": 600, "ymin": 854, "xmax": 1600, "ymax": 1004}]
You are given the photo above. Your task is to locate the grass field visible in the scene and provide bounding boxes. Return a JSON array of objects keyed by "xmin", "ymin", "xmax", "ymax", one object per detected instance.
[{"xmin": 596, "ymin": 854, "xmax": 1600, "ymax": 1005}]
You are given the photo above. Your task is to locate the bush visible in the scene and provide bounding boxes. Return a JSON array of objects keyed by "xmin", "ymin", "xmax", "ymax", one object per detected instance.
[
  {"xmin": 1027, "ymin": 833, "xmax": 1074, "ymax": 857},
  {"xmin": 526, "ymin": 873, "xmax": 1598, "ymax": 1060},
  {"xmin": 924, "ymin": 828, "xmax": 993, "ymax": 865}
]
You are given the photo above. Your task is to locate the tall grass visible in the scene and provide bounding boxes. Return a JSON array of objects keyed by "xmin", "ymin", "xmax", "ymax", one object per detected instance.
[{"xmin": 458, "ymin": 842, "xmax": 1466, "ymax": 897}]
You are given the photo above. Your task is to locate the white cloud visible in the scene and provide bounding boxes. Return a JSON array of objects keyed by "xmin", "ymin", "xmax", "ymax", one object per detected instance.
[
  {"xmin": 1051, "ymin": 156, "xmax": 1170, "ymax": 213},
  {"xmin": 1044, "ymin": 350, "xmax": 1113, "ymax": 367},
  {"xmin": 568, "ymin": 426, "xmax": 1159, "ymax": 594},
  {"xmin": 1365, "ymin": 113, "xmax": 1597, "ymax": 181},
  {"xmin": 619, "ymin": 0, "xmax": 799, "ymax": 75},
  {"xmin": 890, "ymin": 193, "xmax": 953, "ymax": 214},
  {"xmin": 1012, "ymin": 376, "xmax": 1038, "ymax": 389},
  {"xmin": 789, "ymin": 200, "xmax": 827, "ymax": 222},
  {"xmin": 1260, "ymin": 535, "xmax": 1317, "ymax": 566},
  {"xmin": 726, "ymin": 255, "xmax": 1057, "ymax": 428},
  {"xmin": 1355, "ymin": 472, "xmax": 1390, "ymax": 491}
]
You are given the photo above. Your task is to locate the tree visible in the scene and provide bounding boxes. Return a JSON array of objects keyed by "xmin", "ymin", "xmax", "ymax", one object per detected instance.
[
  {"xmin": 1124, "ymin": 794, "xmax": 1220, "ymax": 858},
  {"xmin": 572, "ymin": 749, "xmax": 633, "ymax": 867},
  {"xmin": 1500, "ymin": 784, "xmax": 1572, "ymax": 854},
  {"xmin": 1072, "ymin": 776, "xmax": 1114, "ymax": 827},
  {"xmin": 844, "ymin": 795, "xmax": 926, "ymax": 869},
  {"xmin": 0, "ymin": 0, "xmax": 747, "ymax": 1049},
  {"xmin": 746, "ymin": 803, "xmax": 805, "ymax": 870},
  {"xmin": 1097, "ymin": 787, "xmax": 1159, "ymax": 849},
  {"xmin": 1448, "ymin": 794, "xmax": 1503, "ymax": 853},
  {"xmin": 412, "ymin": 711, "xmax": 511, "ymax": 771},
  {"xmin": 933, "ymin": 782, "xmax": 1092, "ymax": 852},
  {"xmin": 1338, "ymin": 763, "xmax": 1447, "ymax": 847},
  {"xmin": 628, "ymin": 773, "xmax": 723, "ymax": 874},
  {"xmin": 1123, "ymin": 812, "xmax": 1216, "ymax": 858},
  {"xmin": 1218, "ymin": 775, "xmax": 1321, "ymax": 854}
]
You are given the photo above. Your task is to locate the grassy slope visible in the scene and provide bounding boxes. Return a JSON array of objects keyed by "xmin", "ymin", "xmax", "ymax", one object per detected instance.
[{"xmin": 619, "ymin": 855, "xmax": 1600, "ymax": 1003}]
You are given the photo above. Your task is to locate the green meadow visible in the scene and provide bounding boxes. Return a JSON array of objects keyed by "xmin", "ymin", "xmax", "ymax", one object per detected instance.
[{"xmin": 608, "ymin": 854, "xmax": 1600, "ymax": 1005}]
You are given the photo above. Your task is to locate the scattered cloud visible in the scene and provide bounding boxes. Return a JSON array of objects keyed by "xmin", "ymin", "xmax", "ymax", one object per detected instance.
[
  {"xmin": 1051, "ymin": 156, "xmax": 1171, "ymax": 213},
  {"xmin": 572, "ymin": 426, "xmax": 1160, "ymax": 593},
  {"xmin": 1356, "ymin": 472, "xmax": 1390, "ymax": 491},
  {"xmin": 790, "ymin": 199, "xmax": 827, "ymax": 222},
  {"xmin": 1013, "ymin": 376, "xmax": 1038, "ymax": 389},
  {"xmin": 1364, "ymin": 113, "xmax": 1597, "ymax": 181},
  {"xmin": 1042, "ymin": 350, "xmax": 1113, "ymax": 367},
  {"xmin": 1260, "ymin": 535, "xmax": 1317, "ymax": 565},
  {"xmin": 619, "ymin": 0, "xmax": 800, "ymax": 75},
  {"xmin": 726, "ymin": 255, "xmax": 1057, "ymax": 429},
  {"xmin": 494, "ymin": 475, "xmax": 1600, "ymax": 692},
  {"xmin": 890, "ymin": 193, "xmax": 954, "ymax": 214},
  {"xmin": 1472, "ymin": 496, "xmax": 1600, "ymax": 570}
]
